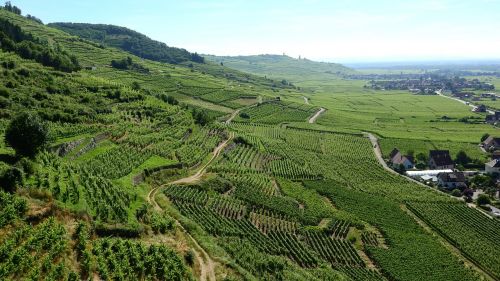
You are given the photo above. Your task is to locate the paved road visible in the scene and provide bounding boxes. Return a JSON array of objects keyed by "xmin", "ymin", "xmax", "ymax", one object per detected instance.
[
  {"xmin": 365, "ymin": 132, "xmax": 439, "ymax": 188},
  {"xmin": 436, "ymin": 90, "xmax": 495, "ymax": 114}
]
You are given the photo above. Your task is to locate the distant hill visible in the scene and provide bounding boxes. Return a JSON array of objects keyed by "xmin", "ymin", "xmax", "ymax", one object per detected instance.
[
  {"xmin": 205, "ymin": 54, "xmax": 355, "ymax": 85},
  {"xmin": 48, "ymin": 22, "xmax": 204, "ymax": 64}
]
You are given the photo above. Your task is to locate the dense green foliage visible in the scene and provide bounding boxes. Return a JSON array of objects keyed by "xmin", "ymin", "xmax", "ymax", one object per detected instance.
[
  {"xmin": 49, "ymin": 22, "xmax": 203, "ymax": 64},
  {"xmin": 5, "ymin": 112, "xmax": 49, "ymax": 157},
  {"xmin": 0, "ymin": 18, "xmax": 80, "ymax": 72}
]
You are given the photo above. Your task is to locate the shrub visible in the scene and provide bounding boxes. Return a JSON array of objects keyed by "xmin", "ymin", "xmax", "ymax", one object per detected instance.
[
  {"xmin": 477, "ymin": 194, "xmax": 491, "ymax": 206},
  {"xmin": 16, "ymin": 157, "xmax": 36, "ymax": 175},
  {"xmin": 481, "ymin": 133, "xmax": 490, "ymax": 142},
  {"xmin": 0, "ymin": 166, "xmax": 23, "ymax": 193},
  {"xmin": 184, "ymin": 250, "xmax": 195, "ymax": 266},
  {"xmin": 0, "ymin": 87, "xmax": 10, "ymax": 97},
  {"xmin": 451, "ymin": 189, "xmax": 462, "ymax": 197}
]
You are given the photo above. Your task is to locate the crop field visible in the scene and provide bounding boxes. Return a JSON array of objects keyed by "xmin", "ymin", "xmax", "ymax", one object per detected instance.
[{"xmin": 1, "ymin": 7, "xmax": 500, "ymax": 281}]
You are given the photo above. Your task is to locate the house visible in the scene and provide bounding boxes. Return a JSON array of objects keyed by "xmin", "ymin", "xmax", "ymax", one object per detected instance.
[
  {"xmin": 492, "ymin": 151, "xmax": 500, "ymax": 160},
  {"xmin": 474, "ymin": 104, "xmax": 487, "ymax": 112},
  {"xmin": 389, "ymin": 148, "xmax": 414, "ymax": 169},
  {"xmin": 485, "ymin": 159, "xmax": 500, "ymax": 174},
  {"xmin": 428, "ymin": 150, "xmax": 454, "ymax": 169},
  {"xmin": 482, "ymin": 136, "xmax": 500, "ymax": 151},
  {"xmin": 437, "ymin": 172, "xmax": 467, "ymax": 189},
  {"xmin": 485, "ymin": 111, "xmax": 500, "ymax": 124}
]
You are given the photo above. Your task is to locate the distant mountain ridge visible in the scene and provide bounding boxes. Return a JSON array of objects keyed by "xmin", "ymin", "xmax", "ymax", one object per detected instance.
[
  {"xmin": 205, "ymin": 54, "xmax": 354, "ymax": 82},
  {"xmin": 48, "ymin": 22, "xmax": 204, "ymax": 64}
]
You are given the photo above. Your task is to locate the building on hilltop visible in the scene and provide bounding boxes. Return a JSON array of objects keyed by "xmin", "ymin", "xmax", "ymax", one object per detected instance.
[
  {"xmin": 437, "ymin": 172, "xmax": 467, "ymax": 189},
  {"xmin": 482, "ymin": 136, "xmax": 500, "ymax": 151},
  {"xmin": 389, "ymin": 148, "xmax": 414, "ymax": 169},
  {"xmin": 428, "ymin": 150, "xmax": 454, "ymax": 169}
]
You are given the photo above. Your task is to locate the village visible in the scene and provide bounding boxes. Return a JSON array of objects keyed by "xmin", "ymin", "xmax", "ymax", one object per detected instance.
[
  {"xmin": 387, "ymin": 136, "xmax": 500, "ymax": 217},
  {"xmin": 366, "ymin": 74, "xmax": 495, "ymax": 95}
]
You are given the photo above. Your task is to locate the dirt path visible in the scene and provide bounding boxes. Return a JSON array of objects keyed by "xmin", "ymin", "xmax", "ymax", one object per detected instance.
[
  {"xmin": 147, "ymin": 133, "xmax": 233, "ymax": 207},
  {"xmin": 225, "ymin": 110, "xmax": 241, "ymax": 125},
  {"xmin": 303, "ymin": 96, "xmax": 310, "ymax": 105},
  {"xmin": 308, "ymin": 108, "xmax": 325, "ymax": 123},
  {"xmin": 402, "ymin": 204, "xmax": 496, "ymax": 281},
  {"xmin": 146, "ymin": 133, "xmax": 234, "ymax": 281}
]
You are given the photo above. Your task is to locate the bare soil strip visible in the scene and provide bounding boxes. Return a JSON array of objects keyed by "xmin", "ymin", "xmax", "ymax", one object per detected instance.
[{"xmin": 309, "ymin": 107, "xmax": 325, "ymax": 123}]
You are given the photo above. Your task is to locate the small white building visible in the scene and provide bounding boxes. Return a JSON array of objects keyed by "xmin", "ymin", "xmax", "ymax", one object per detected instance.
[
  {"xmin": 485, "ymin": 159, "xmax": 500, "ymax": 174},
  {"xmin": 406, "ymin": 169, "xmax": 453, "ymax": 182}
]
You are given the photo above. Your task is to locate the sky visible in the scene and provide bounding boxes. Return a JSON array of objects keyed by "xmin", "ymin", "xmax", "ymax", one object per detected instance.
[{"xmin": 13, "ymin": 0, "xmax": 500, "ymax": 63}]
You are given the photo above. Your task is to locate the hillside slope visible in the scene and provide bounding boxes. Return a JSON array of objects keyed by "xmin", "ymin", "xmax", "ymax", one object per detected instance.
[
  {"xmin": 206, "ymin": 54, "xmax": 355, "ymax": 86},
  {"xmin": 48, "ymin": 22, "xmax": 202, "ymax": 64},
  {"xmin": 47, "ymin": 22, "xmax": 295, "ymax": 90}
]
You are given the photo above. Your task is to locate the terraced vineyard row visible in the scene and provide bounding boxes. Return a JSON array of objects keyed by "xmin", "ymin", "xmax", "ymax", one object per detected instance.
[
  {"xmin": 92, "ymin": 238, "xmax": 188, "ymax": 280},
  {"xmin": 84, "ymin": 145, "xmax": 152, "ymax": 179},
  {"xmin": 305, "ymin": 231, "xmax": 364, "ymax": 267},
  {"xmin": 234, "ymin": 101, "xmax": 319, "ymax": 124},
  {"xmin": 0, "ymin": 218, "xmax": 75, "ymax": 280},
  {"xmin": 407, "ymin": 201, "xmax": 500, "ymax": 279}
]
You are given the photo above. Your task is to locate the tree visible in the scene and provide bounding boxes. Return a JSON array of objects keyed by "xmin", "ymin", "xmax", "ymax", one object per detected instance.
[
  {"xmin": 455, "ymin": 150, "xmax": 470, "ymax": 165},
  {"xmin": 5, "ymin": 112, "xmax": 49, "ymax": 157},
  {"xmin": 477, "ymin": 194, "xmax": 491, "ymax": 205},
  {"xmin": 416, "ymin": 153, "xmax": 427, "ymax": 162},
  {"xmin": 394, "ymin": 164, "xmax": 406, "ymax": 174},
  {"xmin": 192, "ymin": 109, "xmax": 211, "ymax": 126},
  {"xmin": 239, "ymin": 112, "xmax": 250, "ymax": 119},
  {"xmin": 481, "ymin": 133, "xmax": 490, "ymax": 142},
  {"xmin": 190, "ymin": 52, "xmax": 204, "ymax": 63},
  {"xmin": 4, "ymin": 1, "xmax": 21, "ymax": 15}
]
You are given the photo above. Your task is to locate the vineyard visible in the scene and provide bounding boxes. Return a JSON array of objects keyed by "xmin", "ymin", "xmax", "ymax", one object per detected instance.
[
  {"xmin": 0, "ymin": 218, "xmax": 76, "ymax": 280},
  {"xmin": 407, "ymin": 201, "xmax": 500, "ymax": 279},
  {"xmin": 0, "ymin": 6, "xmax": 499, "ymax": 281},
  {"xmin": 234, "ymin": 101, "xmax": 319, "ymax": 124},
  {"xmin": 162, "ymin": 178, "xmax": 386, "ymax": 279}
]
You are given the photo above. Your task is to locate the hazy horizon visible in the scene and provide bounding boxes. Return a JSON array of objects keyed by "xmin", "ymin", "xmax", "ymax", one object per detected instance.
[{"xmin": 16, "ymin": 0, "xmax": 500, "ymax": 63}]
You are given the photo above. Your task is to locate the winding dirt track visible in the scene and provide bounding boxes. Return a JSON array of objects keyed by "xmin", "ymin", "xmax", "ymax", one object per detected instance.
[
  {"xmin": 308, "ymin": 107, "xmax": 325, "ymax": 123},
  {"xmin": 147, "ymin": 133, "xmax": 234, "ymax": 281},
  {"xmin": 225, "ymin": 109, "xmax": 240, "ymax": 125}
]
